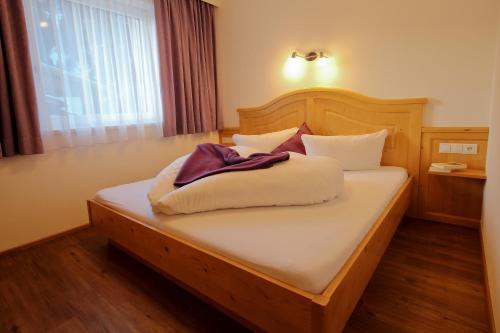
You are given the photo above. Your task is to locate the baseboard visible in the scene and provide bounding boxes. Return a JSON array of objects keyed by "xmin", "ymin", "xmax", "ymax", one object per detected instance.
[
  {"xmin": 0, "ymin": 224, "xmax": 90, "ymax": 257},
  {"xmin": 480, "ymin": 224, "xmax": 497, "ymax": 333}
]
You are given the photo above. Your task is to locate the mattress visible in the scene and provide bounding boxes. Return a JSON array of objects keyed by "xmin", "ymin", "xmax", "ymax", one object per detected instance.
[{"xmin": 95, "ymin": 166, "xmax": 408, "ymax": 294}]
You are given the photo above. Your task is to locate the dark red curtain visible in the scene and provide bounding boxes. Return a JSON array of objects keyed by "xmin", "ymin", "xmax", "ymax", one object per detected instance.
[
  {"xmin": 154, "ymin": 0, "xmax": 218, "ymax": 137},
  {"xmin": 0, "ymin": 0, "xmax": 43, "ymax": 157}
]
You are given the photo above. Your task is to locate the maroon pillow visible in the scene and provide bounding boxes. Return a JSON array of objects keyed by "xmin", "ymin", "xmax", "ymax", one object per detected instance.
[{"xmin": 271, "ymin": 123, "xmax": 313, "ymax": 154}]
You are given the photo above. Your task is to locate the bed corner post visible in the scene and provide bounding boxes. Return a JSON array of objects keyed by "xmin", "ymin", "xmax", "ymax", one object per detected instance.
[
  {"xmin": 407, "ymin": 102, "xmax": 425, "ymax": 218},
  {"xmin": 87, "ymin": 200, "xmax": 95, "ymax": 226},
  {"xmin": 310, "ymin": 295, "xmax": 335, "ymax": 333}
]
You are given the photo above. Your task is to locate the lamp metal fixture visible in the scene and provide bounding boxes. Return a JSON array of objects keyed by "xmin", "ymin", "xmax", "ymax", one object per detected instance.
[{"xmin": 291, "ymin": 51, "xmax": 328, "ymax": 62}]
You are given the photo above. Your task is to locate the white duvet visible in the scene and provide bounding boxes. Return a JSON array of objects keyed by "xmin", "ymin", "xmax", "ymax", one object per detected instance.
[{"xmin": 148, "ymin": 146, "xmax": 344, "ymax": 215}]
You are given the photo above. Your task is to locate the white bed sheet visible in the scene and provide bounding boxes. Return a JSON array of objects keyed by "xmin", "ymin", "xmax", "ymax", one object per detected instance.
[{"xmin": 95, "ymin": 166, "xmax": 408, "ymax": 294}]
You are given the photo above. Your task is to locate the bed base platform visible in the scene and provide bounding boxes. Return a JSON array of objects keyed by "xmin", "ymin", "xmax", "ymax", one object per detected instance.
[{"xmin": 87, "ymin": 176, "xmax": 412, "ymax": 333}]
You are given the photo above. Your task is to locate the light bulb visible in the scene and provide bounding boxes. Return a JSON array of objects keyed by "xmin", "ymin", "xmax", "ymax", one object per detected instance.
[
  {"xmin": 283, "ymin": 56, "xmax": 306, "ymax": 81},
  {"xmin": 315, "ymin": 56, "xmax": 337, "ymax": 85}
]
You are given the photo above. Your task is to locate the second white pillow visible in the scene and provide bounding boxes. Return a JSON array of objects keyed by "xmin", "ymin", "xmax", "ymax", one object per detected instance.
[
  {"xmin": 302, "ymin": 129, "xmax": 388, "ymax": 170},
  {"xmin": 232, "ymin": 127, "xmax": 298, "ymax": 152}
]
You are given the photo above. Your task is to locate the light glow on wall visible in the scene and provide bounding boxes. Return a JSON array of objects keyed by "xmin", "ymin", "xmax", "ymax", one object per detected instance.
[
  {"xmin": 315, "ymin": 56, "xmax": 338, "ymax": 84},
  {"xmin": 283, "ymin": 56, "xmax": 306, "ymax": 81}
]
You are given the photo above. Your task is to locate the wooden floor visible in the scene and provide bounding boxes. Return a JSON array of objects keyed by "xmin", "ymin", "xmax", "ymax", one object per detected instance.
[{"xmin": 0, "ymin": 218, "xmax": 490, "ymax": 333}]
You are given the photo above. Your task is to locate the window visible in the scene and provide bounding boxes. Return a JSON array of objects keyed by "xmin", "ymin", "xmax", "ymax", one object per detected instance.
[{"xmin": 24, "ymin": 0, "xmax": 162, "ymax": 147}]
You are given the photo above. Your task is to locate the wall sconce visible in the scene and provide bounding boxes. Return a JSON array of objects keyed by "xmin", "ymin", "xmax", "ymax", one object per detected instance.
[
  {"xmin": 291, "ymin": 51, "xmax": 328, "ymax": 62},
  {"xmin": 283, "ymin": 50, "xmax": 337, "ymax": 84},
  {"xmin": 283, "ymin": 52, "xmax": 306, "ymax": 81},
  {"xmin": 315, "ymin": 54, "xmax": 337, "ymax": 84}
]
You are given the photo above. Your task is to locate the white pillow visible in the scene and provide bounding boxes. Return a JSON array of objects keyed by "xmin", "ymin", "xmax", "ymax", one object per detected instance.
[
  {"xmin": 232, "ymin": 127, "xmax": 298, "ymax": 152},
  {"xmin": 302, "ymin": 129, "xmax": 388, "ymax": 170}
]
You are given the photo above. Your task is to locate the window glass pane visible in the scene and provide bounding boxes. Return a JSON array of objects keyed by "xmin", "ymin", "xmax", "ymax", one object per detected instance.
[{"xmin": 24, "ymin": 0, "xmax": 162, "ymax": 131}]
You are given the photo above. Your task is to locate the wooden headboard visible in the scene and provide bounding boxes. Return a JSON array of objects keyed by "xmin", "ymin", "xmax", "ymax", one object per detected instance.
[{"xmin": 222, "ymin": 88, "xmax": 427, "ymax": 214}]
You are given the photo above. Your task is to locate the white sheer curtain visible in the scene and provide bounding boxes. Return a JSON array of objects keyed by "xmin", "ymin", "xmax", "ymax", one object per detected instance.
[{"xmin": 23, "ymin": 0, "xmax": 163, "ymax": 150}]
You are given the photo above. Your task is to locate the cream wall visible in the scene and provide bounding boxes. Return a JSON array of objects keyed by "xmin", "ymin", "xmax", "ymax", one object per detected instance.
[
  {"xmin": 216, "ymin": 0, "xmax": 499, "ymax": 127},
  {"xmin": 483, "ymin": 8, "xmax": 500, "ymax": 330},
  {"xmin": 0, "ymin": 133, "xmax": 218, "ymax": 253}
]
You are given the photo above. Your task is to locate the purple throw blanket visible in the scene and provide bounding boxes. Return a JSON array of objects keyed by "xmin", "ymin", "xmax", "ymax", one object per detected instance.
[{"xmin": 174, "ymin": 144, "xmax": 290, "ymax": 187}]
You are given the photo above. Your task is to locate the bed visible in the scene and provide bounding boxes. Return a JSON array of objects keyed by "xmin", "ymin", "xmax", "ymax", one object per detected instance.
[{"xmin": 88, "ymin": 88, "xmax": 427, "ymax": 333}]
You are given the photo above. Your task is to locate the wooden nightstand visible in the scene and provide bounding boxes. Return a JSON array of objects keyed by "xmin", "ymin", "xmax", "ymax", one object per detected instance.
[
  {"xmin": 427, "ymin": 168, "xmax": 486, "ymax": 180},
  {"xmin": 418, "ymin": 128, "xmax": 489, "ymax": 228}
]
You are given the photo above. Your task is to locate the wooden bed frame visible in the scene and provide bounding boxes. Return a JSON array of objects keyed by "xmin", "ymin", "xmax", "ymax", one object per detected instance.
[{"xmin": 88, "ymin": 88, "xmax": 426, "ymax": 333}]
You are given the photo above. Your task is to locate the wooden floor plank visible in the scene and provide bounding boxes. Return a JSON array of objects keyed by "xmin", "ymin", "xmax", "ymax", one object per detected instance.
[{"xmin": 0, "ymin": 218, "xmax": 490, "ymax": 333}]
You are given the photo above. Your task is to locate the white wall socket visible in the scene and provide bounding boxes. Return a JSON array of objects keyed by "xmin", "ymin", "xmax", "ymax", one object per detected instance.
[
  {"xmin": 463, "ymin": 143, "xmax": 478, "ymax": 155},
  {"xmin": 438, "ymin": 142, "xmax": 478, "ymax": 155},
  {"xmin": 439, "ymin": 143, "xmax": 451, "ymax": 153},
  {"xmin": 450, "ymin": 143, "xmax": 463, "ymax": 154}
]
